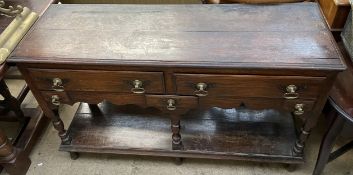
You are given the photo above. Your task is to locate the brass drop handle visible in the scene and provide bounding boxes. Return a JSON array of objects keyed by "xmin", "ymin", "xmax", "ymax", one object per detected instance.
[
  {"xmin": 294, "ymin": 103, "xmax": 304, "ymax": 116},
  {"xmin": 51, "ymin": 95, "xmax": 60, "ymax": 106},
  {"xmin": 284, "ymin": 85, "xmax": 299, "ymax": 100},
  {"xmin": 52, "ymin": 78, "xmax": 64, "ymax": 91},
  {"xmin": 131, "ymin": 80, "xmax": 145, "ymax": 94},
  {"xmin": 194, "ymin": 83, "xmax": 208, "ymax": 97},
  {"xmin": 166, "ymin": 99, "xmax": 176, "ymax": 111}
]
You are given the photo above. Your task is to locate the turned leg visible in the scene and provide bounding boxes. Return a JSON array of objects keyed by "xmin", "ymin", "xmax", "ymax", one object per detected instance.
[
  {"xmin": 174, "ymin": 157, "xmax": 183, "ymax": 165},
  {"xmin": 52, "ymin": 108, "xmax": 71, "ymax": 145},
  {"xmin": 171, "ymin": 117, "xmax": 183, "ymax": 150},
  {"xmin": 313, "ymin": 113, "xmax": 345, "ymax": 175},
  {"xmin": 292, "ymin": 110, "xmax": 317, "ymax": 155},
  {"xmin": 0, "ymin": 79, "xmax": 25, "ymax": 122},
  {"xmin": 0, "ymin": 128, "xmax": 30, "ymax": 175},
  {"xmin": 292, "ymin": 127, "xmax": 311, "ymax": 156},
  {"xmin": 69, "ymin": 152, "xmax": 79, "ymax": 160}
]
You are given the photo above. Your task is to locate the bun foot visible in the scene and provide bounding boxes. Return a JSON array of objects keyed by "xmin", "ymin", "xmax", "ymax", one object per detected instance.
[
  {"xmin": 69, "ymin": 152, "xmax": 79, "ymax": 160},
  {"xmin": 284, "ymin": 163, "xmax": 298, "ymax": 172},
  {"xmin": 172, "ymin": 141, "xmax": 183, "ymax": 150},
  {"xmin": 174, "ymin": 157, "xmax": 183, "ymax": 165}
]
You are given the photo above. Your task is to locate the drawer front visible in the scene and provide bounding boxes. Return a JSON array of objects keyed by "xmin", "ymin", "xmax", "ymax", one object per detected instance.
[
  {"xmin": 41, "ymin": 91, "xmax": 146, "ymax": 108},
  {"xmin": 198, "ymin": 96, "xmax": 315, "ymax": 114},
  {"xmin": 174, "ymin": 74, "xmax": 325, "ymax": 99},
  {"xmin": 29, "ymin": 69, "xmax": 165, "ymax": 94},
  {"xmin": 145, "ymin": 95, "xmax": 198, "ymax": 112},
  {"xmin": 41, "ymin": 91, "xmax": 72, "ymax": 109}
]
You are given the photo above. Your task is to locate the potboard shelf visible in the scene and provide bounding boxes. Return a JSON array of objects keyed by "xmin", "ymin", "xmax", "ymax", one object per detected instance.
[{"xmin": 60, "ymin": 102, "xmax": 303, "ymax": 163}]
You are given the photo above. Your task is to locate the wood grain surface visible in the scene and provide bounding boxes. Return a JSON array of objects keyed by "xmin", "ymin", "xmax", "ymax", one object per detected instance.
[
  {"xmin": 174, "ymin": 73, "xmax": 325, "ymax": 99},
  {"xmin": 60, "ymin": 102, "xmax": 302, "ymax": 163},
  {"xmin": 9, "ymin": 4, "xmax": 344, "ymax": 70},
  {"xmin": 11, "ymin": 3, "xmax": 346, "ymax": 164},
  {"xmin": 28, "ymin": 69, "xmax": 165, "ymax": 94}
]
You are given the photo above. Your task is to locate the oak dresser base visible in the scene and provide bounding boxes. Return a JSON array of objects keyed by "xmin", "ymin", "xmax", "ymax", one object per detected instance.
[
  {"xmin": 60, "ymin": 102, "xmax": 303, "ymax": 164},
  {"xmin": 7, "ymin": 4, "xmax": 346, "ymax": 170}
]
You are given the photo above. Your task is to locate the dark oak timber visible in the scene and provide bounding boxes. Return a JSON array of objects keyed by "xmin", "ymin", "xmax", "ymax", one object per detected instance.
[
  {"xmin": 8, "ymin": 3, "xmax": 345, "ymax": 167},
  {"xmin": 61, "ymin": 102, "xmax": 302, "ymax": 163},
  {"xmin": 11, "ymin": 4, "xmax": 344, "ymax": 70}
]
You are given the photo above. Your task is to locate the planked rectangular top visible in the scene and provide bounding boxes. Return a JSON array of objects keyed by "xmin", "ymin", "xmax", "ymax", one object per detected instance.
[{"xmin": 9, "ymin": 3, "xmax": 345, "ymax": 70}]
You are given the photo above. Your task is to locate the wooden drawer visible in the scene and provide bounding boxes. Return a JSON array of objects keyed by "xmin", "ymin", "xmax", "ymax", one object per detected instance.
[
  {"xmin": 174, "ymin": 74, "xmax": 325, "ymax": 99},
  {"xmin": 28, "ymin": 69, "xmax": 165, "ymax": 94},
  {"xmin": 41, "ymin": 91, "xmax": 72, "ymax": 109},
  {"xmin": 198, "ymin": 96, "xmax": 315, "ymax": 114},
  {"xmin": 145, "ymin": 95, "xmax": 198, "ymax": 112},
  {"xmin": 41, "ymin": 91, "xmax": 146, "ymax": 108}
]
